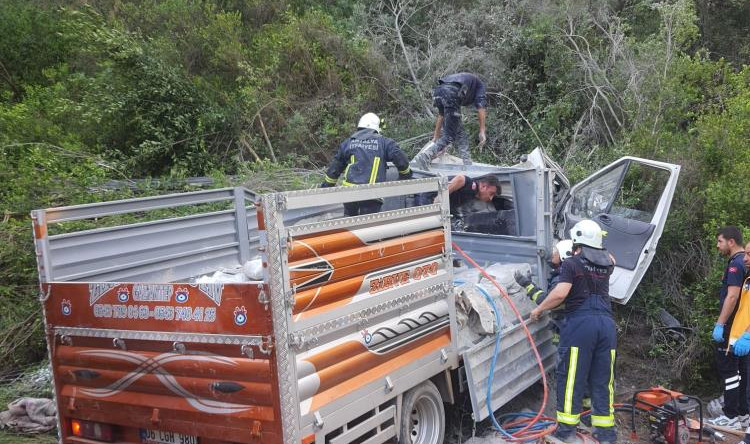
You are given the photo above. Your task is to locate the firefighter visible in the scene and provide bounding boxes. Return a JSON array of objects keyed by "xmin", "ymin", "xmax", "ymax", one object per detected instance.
[
  {"xmin": 530, "ymin": 220, "xmax": 617, "ymax": 444},
  {"xmin": 515, "ymin": 239, "xmax": 574, "ymax": 305},
  {"xmin": 321, "ymin": 113, "xmax": 412, "ymax": 216},
  {"xmin": 412, "ymin": 73, "xmax": 487, "ymax": 170},
  {"xmin": 515, "ymin": 239, "xmax": 574, "ymax": 346}
]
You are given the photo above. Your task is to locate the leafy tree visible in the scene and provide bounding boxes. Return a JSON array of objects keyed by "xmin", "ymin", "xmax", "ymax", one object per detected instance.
[{"xmin": 0, "ymin": 1, "xmax": 71, "ymax": 101}]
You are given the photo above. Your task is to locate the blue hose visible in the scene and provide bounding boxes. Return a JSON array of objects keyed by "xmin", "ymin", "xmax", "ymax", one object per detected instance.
[
  {"xmin": 454, "ymin": 279, "xmax": 556, "ymax": 438},
  {"xmin": 454, "ymin": 279, "xmax": 514, "ymax": 438}
]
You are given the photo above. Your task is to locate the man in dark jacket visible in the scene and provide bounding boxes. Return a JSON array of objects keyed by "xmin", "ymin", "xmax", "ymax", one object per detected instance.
[
  {"xmin": 412, "ymin": 73, "xmax": 487, "ymax": 170},
  {"xmin": 321, "ymin": 113, "xmax": 412, "ymax": 216}
]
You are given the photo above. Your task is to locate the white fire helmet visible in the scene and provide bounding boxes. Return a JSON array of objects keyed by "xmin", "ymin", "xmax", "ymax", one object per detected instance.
[
  {"xmin": 357, "ymin": 113, "xmax": 380, "ymax": 132},
  {"xmin": 556, "ymin": 239, "xmax": 574, "ymax": 260},
  {"xmin": 570, "ymin": 219, "xmax": 605, "ymax": 249}
]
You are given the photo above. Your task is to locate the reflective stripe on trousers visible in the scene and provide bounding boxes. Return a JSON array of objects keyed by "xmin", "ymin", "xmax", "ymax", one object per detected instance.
[{"xmin": 555, "ymin": 294, "xmax": 617, "ymax": 441}]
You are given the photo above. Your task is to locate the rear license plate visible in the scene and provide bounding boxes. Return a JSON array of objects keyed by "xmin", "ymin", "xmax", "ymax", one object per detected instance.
[{"xmin": 140, "ymin": 429, "xmax": 198, "ymax": 444}]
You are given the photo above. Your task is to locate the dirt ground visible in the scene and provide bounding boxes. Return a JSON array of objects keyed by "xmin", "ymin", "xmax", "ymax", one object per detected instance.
[{"xmin": 445, "ymin": 379, "xmax": 738, "ymax": 444}]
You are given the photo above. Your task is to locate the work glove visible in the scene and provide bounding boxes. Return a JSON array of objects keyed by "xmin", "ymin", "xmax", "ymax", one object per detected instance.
[
  {"xmin": 513, "ymin": 270, "xmax": 533, "ymax": 288},
  {"xmin": 398, "ymin": 170, "xmax": 413, "ymax": 181},
  {"xmin": 712, "ymin": 323, "xmax": 725, "ymax": 342},
  {"xmin": 320, "ymin": 182, "xmax": 334, "ymax": 188},
  {"xmin": 734, "ymin": 333, "xmax": 750, "ymax": 356},
  {"xmin": 514, "ymin": 270, "xmax": 544, "ymax": 302}
]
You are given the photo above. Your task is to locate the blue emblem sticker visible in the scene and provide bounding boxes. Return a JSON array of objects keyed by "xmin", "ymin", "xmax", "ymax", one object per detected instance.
[
  {"xmin": 175, "ymin": 287, "xmax": 189, "ymax": 304},
  {"xmin": 116, "ymin": 287, "xmax": 130, "ymax": 303},
  {"xmin": 61, "ymin": 299, "xmax": 72, "ymax": 316},
  {"xmin": 361, "ymin": 329, "xmax": 372, "ymax": 344},
  {"xmin": 234, "ymin": 306, "xmax": 248, "ymax": 326}
]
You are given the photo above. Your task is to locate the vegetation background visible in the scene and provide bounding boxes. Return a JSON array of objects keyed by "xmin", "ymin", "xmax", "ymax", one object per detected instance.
[{"xmin": 1, "ymin": 0, "xmax": 749, "ymax": 437}]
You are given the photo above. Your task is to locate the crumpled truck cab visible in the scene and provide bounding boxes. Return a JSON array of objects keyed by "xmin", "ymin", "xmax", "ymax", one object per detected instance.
[{"xmin": 402, "ymin": 148, "xmax": 680, "ymax": 305}]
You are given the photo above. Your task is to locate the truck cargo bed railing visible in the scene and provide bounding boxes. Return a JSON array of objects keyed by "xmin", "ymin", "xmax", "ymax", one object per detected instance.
[{"xmin": 30, "ymin": 187, "xmax": 341, "ymax": 283}]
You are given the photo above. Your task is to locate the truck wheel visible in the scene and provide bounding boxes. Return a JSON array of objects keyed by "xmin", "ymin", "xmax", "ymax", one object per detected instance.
[{"xmin": 400, "ymin": 381, "xmax": 445, "ymax": 444}]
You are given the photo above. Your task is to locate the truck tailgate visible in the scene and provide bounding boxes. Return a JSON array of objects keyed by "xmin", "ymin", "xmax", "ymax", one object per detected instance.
[{"xmin": 43, "ymin": 282, "xmax": 282, "ymax": 444}]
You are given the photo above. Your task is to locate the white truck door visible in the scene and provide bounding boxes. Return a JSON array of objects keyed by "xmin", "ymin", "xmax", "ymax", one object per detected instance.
[{"xmin": 563, "ymin": 157, "xmax": 680, "ymax": 304}]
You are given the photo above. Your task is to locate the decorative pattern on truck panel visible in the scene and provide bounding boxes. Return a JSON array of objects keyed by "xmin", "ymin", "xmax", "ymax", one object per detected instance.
[
  {"xmin": 45, "ymin": 283, "xmax": 272, "ymax": 335},
  {"xmin": 45, "ymin": 280, "xmax": 281, "ymax": 444},
  {"xmin": 295, "ymin": 301, "xmax": 450, "ymax": 414},
  {"xmin": 292, "ymin": 256, "xmax": 445, "ymax": 320},
  {"xmin": 288, "ymin": 256, "xmax": 334, "ymax": 290},
  {"xmin": 88, "ymin": 283, "xmax": 224, "ymax": 306},
  {"xmin": 289, "ymin": 230, "xmax": 444, "ymax": 291},
  {"xmin": 288, "ymin": 215, "xmax": 443, "ymax": 262},
  {"xmin": 53, "ymin": 344, "xmax": 279, "ymax": 444},
  {"xmin": 74, "ymin": 350, "xmax": 255, "ymax": 414},
  {"xmin": 58, "ymin": 386, "xmax": 276, "ymax": 440}
]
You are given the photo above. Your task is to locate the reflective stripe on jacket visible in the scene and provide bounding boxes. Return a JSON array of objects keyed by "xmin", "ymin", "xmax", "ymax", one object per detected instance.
[{"xmin": 324, "ymin": 129, "xmax": 411, "ymax": 186}]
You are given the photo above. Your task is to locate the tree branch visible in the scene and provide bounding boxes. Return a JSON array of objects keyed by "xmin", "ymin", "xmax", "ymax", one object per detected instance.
[
  {"xmin": 388, "ymin": 0, "xmax": 434, "ymax": 118},
  {"xmin": 490, "ymin": 91, "xmax": 547, "ymax": 151},
  {"xmin": 0, "ymin": 59, "xmax": 21, "ymax": 98},
  {"xmin": 256, "ymin": 114, "xmax": 277, "ymax": 163}
]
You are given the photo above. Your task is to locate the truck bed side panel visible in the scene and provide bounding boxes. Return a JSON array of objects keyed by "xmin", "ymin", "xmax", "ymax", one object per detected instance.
[{"xmin": 258, "ymin": 179, "xmax": 458, "ymax": 444}]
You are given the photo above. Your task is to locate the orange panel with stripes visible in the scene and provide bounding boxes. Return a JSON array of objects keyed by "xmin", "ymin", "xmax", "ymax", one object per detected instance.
[{"xmin": 289, "ymin": 227, "xmax": 446, "ymax": 319}]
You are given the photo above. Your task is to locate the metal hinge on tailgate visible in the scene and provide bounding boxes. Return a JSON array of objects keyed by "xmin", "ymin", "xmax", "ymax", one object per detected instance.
[
  {"xmin": 288, "ymin": 332, "xmax": 303, "ymax": 350},
  {"xmin": 258, "ymin": 286, "xmax": 270, "ymax": 310},
  {"xmin": 259, "ymin": 335, "xmax": 274, "ymax": 355},
  {"xmin": 284, "ymin": 289, "xmax": 295, "ymax": 309}
]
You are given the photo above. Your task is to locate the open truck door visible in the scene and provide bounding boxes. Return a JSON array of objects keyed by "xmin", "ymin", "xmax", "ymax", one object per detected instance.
[{"xmin": 563, "ymin": 157, "xmax": 680, "ymax": 304}]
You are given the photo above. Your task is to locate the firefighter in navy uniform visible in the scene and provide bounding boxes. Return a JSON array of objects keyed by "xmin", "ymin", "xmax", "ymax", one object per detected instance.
[
  {"xmin": 515, "ymin": 239, "xmax": 574, "ymax": 307},
  {"xmin": 515, "ymin": 239, "xmax": 574, "ymax": 345},
  {"xmin": 321, "ymin": 113, "xmax": 412, "ymax": 216},
  {"xmin": 530, "ymin": 220, "xmax": 618, "ymax": 444}
]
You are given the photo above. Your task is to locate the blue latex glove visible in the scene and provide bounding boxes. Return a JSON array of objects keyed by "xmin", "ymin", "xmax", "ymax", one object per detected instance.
[
  {"xmin": 735, "ymin": 333, "xmax": 750, "ymax": 356},
  {"xmin": 712, "ymin": 323, "xmax": 725, "ymax": 342}
]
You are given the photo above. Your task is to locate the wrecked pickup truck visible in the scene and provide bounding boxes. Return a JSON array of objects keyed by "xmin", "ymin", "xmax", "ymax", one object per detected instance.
[{"xmin": 30, "ymin": 149, "xmax": 679, "ymax": 444}]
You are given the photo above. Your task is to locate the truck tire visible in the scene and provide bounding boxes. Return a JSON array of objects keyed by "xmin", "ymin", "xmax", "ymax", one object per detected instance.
[{"xmin": 399, "ymin": 380, "xmax": 445, "ymax": 444}]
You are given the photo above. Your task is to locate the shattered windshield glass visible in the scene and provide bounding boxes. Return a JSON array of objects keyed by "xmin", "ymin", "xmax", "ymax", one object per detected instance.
[{"xmin": 570, "ymin": 163, "xmax": 626, "ymax": 218}]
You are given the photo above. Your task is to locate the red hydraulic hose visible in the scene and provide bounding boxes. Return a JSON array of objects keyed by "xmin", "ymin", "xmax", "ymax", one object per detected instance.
[{"xmin": 452, "ymin": 242, "xmax": 553, "ymax": 440}]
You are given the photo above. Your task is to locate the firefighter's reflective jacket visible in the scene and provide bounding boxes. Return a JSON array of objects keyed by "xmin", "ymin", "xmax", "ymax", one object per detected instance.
[{"xmin": 324, "ymin": 129, "xmax": 411, "ymax": 187}]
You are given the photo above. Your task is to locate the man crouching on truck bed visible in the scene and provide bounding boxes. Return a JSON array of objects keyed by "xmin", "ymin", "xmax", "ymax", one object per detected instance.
[{"xmin": 446, "ymin": 174, "xmax": 499, "ymax": 215}]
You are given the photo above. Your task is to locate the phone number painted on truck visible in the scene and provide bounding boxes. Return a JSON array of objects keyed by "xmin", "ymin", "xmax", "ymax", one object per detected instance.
[
  {"xmin": 44, "ymin": 282, "xmax": 272, "ymax": 334},
  {"xmin": 92, "ymin": 304, "xmax": 217, "ymax": 322}
]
